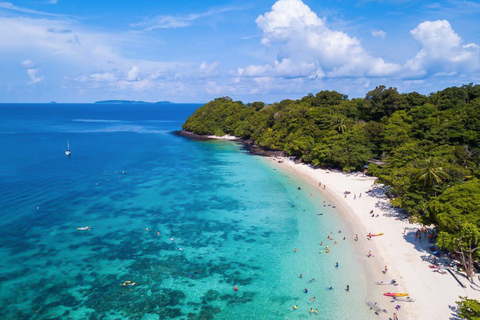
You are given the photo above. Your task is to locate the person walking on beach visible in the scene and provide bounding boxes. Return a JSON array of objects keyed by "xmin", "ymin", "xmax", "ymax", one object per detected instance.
[
  {"xmin": 393, "ymin": 313, "xmax": 398, "ymax": 320},
  {"xmin": 383, "ymin": 266, "xmax": 388, "ymax": 274},
  {"xmin": 355, "ymin": 234, "xmax": 358, "ymax": 241}
]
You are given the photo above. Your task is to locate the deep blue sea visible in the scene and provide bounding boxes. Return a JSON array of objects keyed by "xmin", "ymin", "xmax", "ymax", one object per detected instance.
[{"xmin": 0, "ymin": 103, "xmax": 371, "ymax": 319}]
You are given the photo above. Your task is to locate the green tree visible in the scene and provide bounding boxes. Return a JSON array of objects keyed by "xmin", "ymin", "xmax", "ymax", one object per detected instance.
[
  {"xmin": 427, "ymin": 179, "xmax": 480, "ymax": 280},
  {"xmin": 457, "ymin": 296, "xmax": 480, "ymax": 319},
  {"xmin": 415, "ymin": 157, "xmax": 450, "ymax": 189}
]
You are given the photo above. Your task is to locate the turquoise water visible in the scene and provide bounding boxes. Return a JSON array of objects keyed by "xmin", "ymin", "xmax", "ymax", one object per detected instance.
[{"xmin": 0, "ymin": 104, "xmax": 371, "ymax": 319}]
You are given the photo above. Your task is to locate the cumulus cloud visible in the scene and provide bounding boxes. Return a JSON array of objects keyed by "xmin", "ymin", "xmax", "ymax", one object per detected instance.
[
  {"xmin": 199, "ymin": 61, "xmax": 220, "ymax": 77},
  {"xmin": 405, "ymin": 20, "xmax": 480, "ymax": 76},
  {"xmin": 127, "ymin": 66, "xmax": 140, "ymax": 81},
  {"xmin": 241, "ymin": 0, "xmax": 400, "ymax": 79},
  {"xmin": 371, "ymin": 30, "xmax": 386, "ymax": 38},
  {"xmin": 26, "ymin": 68, "xmax": 44, "ymax": 84}
]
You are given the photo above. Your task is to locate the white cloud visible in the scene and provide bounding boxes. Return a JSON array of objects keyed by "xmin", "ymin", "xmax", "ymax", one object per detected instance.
[
  {"xmin": 0, "ymin": 1, "xmax": 63, "ymax": 16},
  {"xmin": 90, "ymin": 72, "xmax": 117, "ymax": 82},
  {"xmin": 199, "ymin": 61, "xmax": 219, "ymax": 77},
  {"xmin": 405, "ymin": 20, "xmax": 480, "ymax": 76},
  {"xmin": 22, "ymin": 59, "xmax": 36, "ymax": 68},
  {"xmin": 26, "ymin": 68, "xmax": 44, "ymax": 84},
  {"xmin": 371, "ymin": 30, "xmax": 386, "ymax": 39},
  {"xmin": 131, "ymin": 7, "xmax": 240, "ymax": 31},
  {"xmin": 241, "ymin": 0, "xmax": 400, "ymax": 79},
  {"xmin": 127, "ymin": 66, "xmax": 140, "ymax": 81}
]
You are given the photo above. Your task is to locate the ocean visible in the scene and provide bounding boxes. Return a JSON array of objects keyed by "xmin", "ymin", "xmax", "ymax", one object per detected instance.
[{"xmin": 0, "ymin": 103, "xmax": 371, "ymax": 319}]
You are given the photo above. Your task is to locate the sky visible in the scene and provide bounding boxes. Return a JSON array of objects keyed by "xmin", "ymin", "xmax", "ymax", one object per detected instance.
[{"xmin": 0, "ymin": 0, "xmax": 479, "ymax": 103}]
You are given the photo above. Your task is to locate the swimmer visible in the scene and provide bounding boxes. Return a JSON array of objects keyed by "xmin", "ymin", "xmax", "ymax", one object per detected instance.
[
  {"xmin": 309, "ymin": 278, "xmax": 315, "ymax": 283},
  {"xmin": 123, "ymin": 280, "xmax": 136, "ymax": 286},
  {"xmin": 310, "ymin": 308, "xmax": 313, "ymax": 314},
  {"xmin": 170, "ymin": 238, "xmax": 175, "ymax": 241},
  {"xmin": 309, "ymin": 297, "xmax": 315, "ymax": 303},
  {"xmin": 288, "ymin": 305, "xmax": 298, "ymax": 311},
  {"xmin": 77, "ymin": 226, "xmax": 90, "ymax": 231},
  {"xmin": 328, "ymin": 286, "xmax": 333, "ymax": 290},
  {"xmin": 146, "ymin": 228, "xmax": 149, "ymax": 231},
  {"xmin": 315, "ymin": 308, "xmax": 318, "ymax": 314},
  {"xmin": 234, "ymin": 285, "xmax": 238, "ymax": 291},
  {"xmin": 335, "ymin": 262, "xmax": 339, "ymax": 268},
  {"xmin": 294, "ymin": 248, "xmax": 297, "ymax": 253},
  {"xmin": 346, "ymin": 285, "xmax": 350, "ymax": 292},
  {"xmin": 299, "ymin": 273, "xmax": 303, "ymax": 278},
  {"xmin": 319, "ymin": 242, "xmax": 323, "ymax": 245},
  {"xmin": 304, "ymin": 288, "xmax": 308, "ymax": 293}
]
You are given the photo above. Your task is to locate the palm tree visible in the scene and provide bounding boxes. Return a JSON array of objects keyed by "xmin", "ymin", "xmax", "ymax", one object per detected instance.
[
  {"xmin": 415, "ymin": 157, "xmax": 449, "ymax": 188},
  {"xmin": 332, "ymin": 116, "xmax": 347, "ymax": 134}
]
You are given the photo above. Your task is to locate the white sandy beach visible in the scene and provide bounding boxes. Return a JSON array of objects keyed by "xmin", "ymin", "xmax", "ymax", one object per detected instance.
[{"xmin": 269, "ymin": 156, "xmax": 480, "ymax": 319}]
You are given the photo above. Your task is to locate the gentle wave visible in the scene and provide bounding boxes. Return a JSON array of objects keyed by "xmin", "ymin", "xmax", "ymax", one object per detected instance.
[
  {"xmin": 69, "ymin": 125, "xmax": 169, "ymax": 134},
  {"xmin": 73, "ymin": 119, "xmax": 128, "ymax": 123}
]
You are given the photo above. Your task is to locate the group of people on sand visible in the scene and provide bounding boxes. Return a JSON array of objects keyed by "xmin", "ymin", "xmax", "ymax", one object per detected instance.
[{"xmin": 343, "ymin": 191, "xmax": 362, "ymax": 199}]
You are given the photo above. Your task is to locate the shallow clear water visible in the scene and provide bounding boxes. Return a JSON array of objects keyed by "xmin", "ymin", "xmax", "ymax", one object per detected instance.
[{"xmin": 0, "ymin": 104, "xmax": 371, "ymax": 319}]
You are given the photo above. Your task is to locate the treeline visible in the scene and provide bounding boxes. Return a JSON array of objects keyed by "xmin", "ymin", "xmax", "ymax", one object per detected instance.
[{"xmin": 183, "ymin": 83, "xmax": 480, "ymax": 287}]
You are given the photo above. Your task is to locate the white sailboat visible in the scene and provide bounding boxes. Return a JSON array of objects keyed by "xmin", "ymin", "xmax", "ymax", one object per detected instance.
[{"xmin": 65, "ymin": 139, "xmax": 71, "ymax": 156}]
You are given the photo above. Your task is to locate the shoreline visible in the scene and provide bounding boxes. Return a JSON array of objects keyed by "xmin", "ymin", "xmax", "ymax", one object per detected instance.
[
  {"xmin": 264, "ymin": 157, "xmax": 395, "ymax": 319},
  {"xmin": 269, "ymin": 156, "xmax": 480, "ymax": 319},
  {"xmin": 176, "ymin": 131, "xmax": 480, "ymax": 318}
]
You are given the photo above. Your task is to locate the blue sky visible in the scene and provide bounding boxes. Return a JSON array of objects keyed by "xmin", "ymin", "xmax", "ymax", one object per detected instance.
[{"xmin": 0, "ymin": 0, "xmax": 479, "ymax": 103}]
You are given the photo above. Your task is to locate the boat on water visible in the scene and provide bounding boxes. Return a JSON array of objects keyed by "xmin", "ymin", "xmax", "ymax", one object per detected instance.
[{"xmin": 65, "ymin": 139, "xmax": 71, "ymax": 156}]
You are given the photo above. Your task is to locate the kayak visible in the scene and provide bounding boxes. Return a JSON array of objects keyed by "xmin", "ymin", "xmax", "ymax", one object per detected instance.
[
  {"xmin": 365, "ymin": 301, "xmax": 387, "ymax": 313},
  {"xmin": 384, "ymin": 292, "xmax": 409, "ymax": 297},
  {"xmin": 395, "ymin": 293, "xmax": 409, "ymax": 297},
  {"xmin": 393, "ymin": 296, "xmax": 416, "ymax": 302},
  {"xmin": 369, "ymin": 233, "xmax": 384, "ymax": 237}
]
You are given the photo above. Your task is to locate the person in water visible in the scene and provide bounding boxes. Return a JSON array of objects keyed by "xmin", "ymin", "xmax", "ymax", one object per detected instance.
[
  {"xmin": 310, "ymin": 308, "xmax": 313, "ymax": 314},
  {"xmin": 315, "ymin": 309, "xmax": 319, "ymax": 314},
  {"xmin": 289, "ymin": 305, "xmax": 298, "ymax": 311},
  {"xmin": 346, "ymin": 285, "xmax": 350, "ymax": 292},
  {"xmin": 335, "ymin": 262, "xmax": 339, "ymax": 268},
  {"xmin": 304, "ymin": 288, "xmax": 308, "ymax": 293},
  {"xmin": 299, "ymin": 273, "xmax": 303, "ymax": 278},
  {"xmin": 328, "ymin": 286, "xmax": 333, "ymax": 290},
  {"xmin": 309, "ymin": 297, "xmax": 315, "ymax": 303}
]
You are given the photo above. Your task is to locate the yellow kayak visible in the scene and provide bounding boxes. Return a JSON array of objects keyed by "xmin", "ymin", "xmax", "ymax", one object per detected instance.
[{"xmin": 395, "ymin": 293, "xmax": 409, "ymax": 297}]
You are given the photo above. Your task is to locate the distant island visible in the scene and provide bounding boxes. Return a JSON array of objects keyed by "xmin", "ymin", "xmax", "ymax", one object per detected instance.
[{"xmin": 94, "ymin": 100, "xmax": 172, "ymax": 104}]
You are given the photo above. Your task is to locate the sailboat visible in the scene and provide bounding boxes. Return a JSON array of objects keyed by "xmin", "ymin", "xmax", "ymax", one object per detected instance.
[{"xmin": 65, "ymin": 139, "xmax": 71, "ymax": 156}]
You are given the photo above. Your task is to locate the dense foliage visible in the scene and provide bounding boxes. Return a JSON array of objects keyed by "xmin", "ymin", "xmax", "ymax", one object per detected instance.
[{"xmin": 457, "ymin": 296, "xmax": 480, "ymax": 319}]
